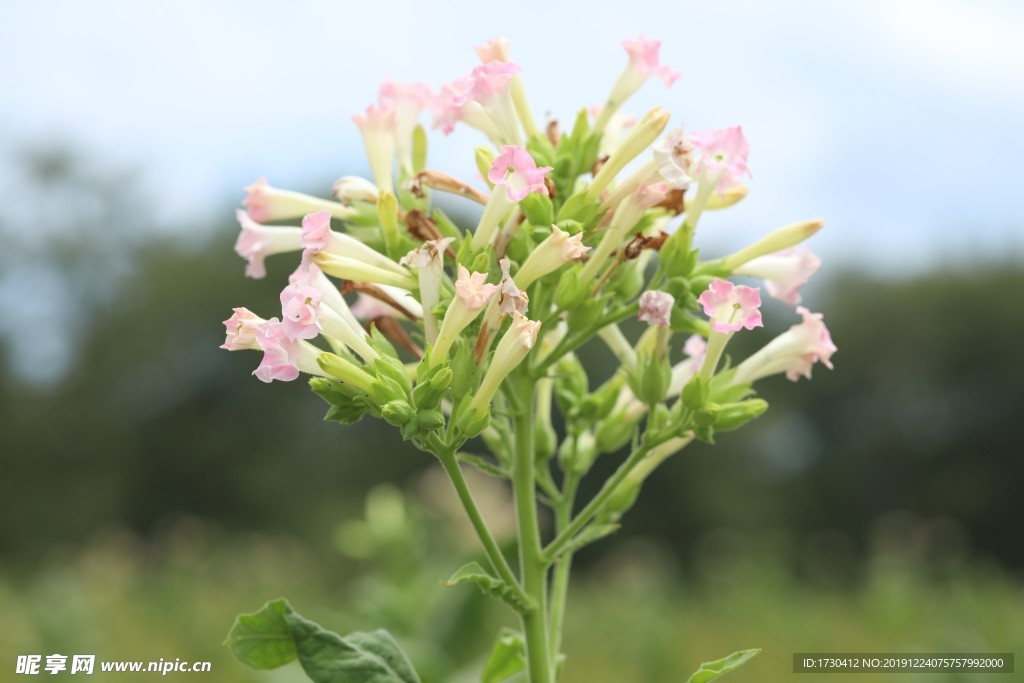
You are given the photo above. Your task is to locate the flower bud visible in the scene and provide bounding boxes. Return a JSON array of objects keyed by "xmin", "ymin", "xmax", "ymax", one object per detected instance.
[
  {"xmin": 417, "ymin": 409, "xmax": 446, "ymax": 431},
  {"xmin": 714, "ymin": 399, "xmax": 769, "ymax": 431},
  {"xmin": 382, "ymin": 400, "xmax": 416, "ymax": 426},
  {"xmin": 720, "ymin": 219, "xmax": 824, "ymax": 271}
]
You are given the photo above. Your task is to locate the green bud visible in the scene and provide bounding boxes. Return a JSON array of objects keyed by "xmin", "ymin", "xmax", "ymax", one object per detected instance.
[
  {"xmin": 417, "ymin": 409, "xmax": 445, "ymax": 432},
  {"xmin": 570, "ymin": 431, "xmax": 598, "ymax": 475},
  {"xmin": 714, "ymin": 399, "xmax": 769, "ymax": 431},
  {"xmin": 603, "ymin": 480, "xmax": 641, "ymax": 522},
  {"xmin": 594, "ymin": 411, "xmax": 638, "ymax": 453},
  {"xmin": 566, "ymin": 296, "xmax": 604, "ymax": 333},
  {"xmin": 664, "ymin": 276, "xmax": 691, "ymax": 301},
  {"xmin": 553, "ymin": 355, "xmax": 589, "ymax": 417},
  {"xmin": 631, "ymin": 352, "xmax": 672, "ymax": 406},
  {"xmin": 369, "ymin": 376, "xmax": 407, "ymax": 405},
  {"xmin": 375, "ymin": 356, "xmax": 412, "ymax": 394},
  {"xmin": 412, "ymin": 366, "xmax": 452, "ymax": 409},
  {"xmin": 590, "ymin": 377, "xmax": 625, "ymax": 421},
  {"xmin": 682, "ymin": 375, "xmax": 709, "ymax": 410},
  {"xmin": 470, "ymin": 249, "xmax": 492, "ymax": 274},
  {"xmin": 553, "ymin": 264, "xmax": 588, "ymax": 310},
  {"xmin": 382, "ymin": 400, "xmax": 416, "ymax": 427},
  {"xmin": 694, "ymin": 402, "xmax": 722, "ymax": 428},
  {"xmin": 535, "ymin": 422, "xmax": 558, "ymax": 461},
  {"xmin": 608, "ymin": 259, "xmax": 645, "ymax": 301},
  {"xmin": 448, "ymin": 338, "xmax": 480, "ymax": 400},
  {"xmin": 400, "ymin": 418, "xmax": 420, "ymax": 440}
]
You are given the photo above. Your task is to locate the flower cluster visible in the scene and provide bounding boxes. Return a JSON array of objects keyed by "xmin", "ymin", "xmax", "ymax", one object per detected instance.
[{"xmin": 222, "ymin": 35, "xmax": 835, "ymax": 683}]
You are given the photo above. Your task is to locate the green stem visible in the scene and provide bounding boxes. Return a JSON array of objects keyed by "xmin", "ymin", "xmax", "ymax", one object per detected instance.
[
  {"xmin": 548, "ymin": 473, "xmax": 578, "ymax": 675},
  {"xmin": 542, "ymin": 435, "xmax": 664, "ymax": 561},
  {"xmin": 435, "ymin": 449, "xmax": 527, "ymax": 606},
  {"xmin": 512, "ymin": 374, "xmax": 553, "ymax": 683}
]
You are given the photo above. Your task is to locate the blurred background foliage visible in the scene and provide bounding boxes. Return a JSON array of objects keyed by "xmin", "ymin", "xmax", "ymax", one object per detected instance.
[{"xmin": 0, "ymin": 146, "xmax": 1021, "ymax": 682}]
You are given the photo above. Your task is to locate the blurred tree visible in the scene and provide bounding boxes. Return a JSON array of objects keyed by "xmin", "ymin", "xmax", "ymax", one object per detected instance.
[{"xmin": 1, "ymin": 145, "xmax": 1021, "ymax": 579}]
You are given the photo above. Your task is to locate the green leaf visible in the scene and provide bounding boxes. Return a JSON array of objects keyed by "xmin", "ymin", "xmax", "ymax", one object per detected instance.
[
  {"xmin": 481, "ymin": 628, "xmax": 525, "ymax": 683},
  {"xmin": 443, "ymin": 562, "xmax": 532, "ymax": 614},
  {"xmin": 224, "ymin": 598, "xmax": 296, "ymax": 670},
  {"xmin": 686, "ymin": 648, "xmax": 761, "ymax": 683},
  {"xmin": 225, "ymin": 598, "xmax": 421, "ymax": 683}
]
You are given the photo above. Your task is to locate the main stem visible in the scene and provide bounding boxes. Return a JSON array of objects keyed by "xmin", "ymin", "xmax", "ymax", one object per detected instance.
[{"xmin": 512, "ymin": 374, "xmax": 553, "ymax": 683}]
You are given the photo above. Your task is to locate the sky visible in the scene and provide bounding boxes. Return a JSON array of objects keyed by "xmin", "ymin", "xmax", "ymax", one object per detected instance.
[{"xmin": 2, "ymin": 0, "xmax": 1023, "ymax": 273}]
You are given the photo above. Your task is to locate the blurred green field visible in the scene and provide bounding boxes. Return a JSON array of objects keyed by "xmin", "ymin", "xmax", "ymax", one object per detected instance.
[{"xmin": 3, "ymin": 485, "xmax": 1020, "ymax": 683}]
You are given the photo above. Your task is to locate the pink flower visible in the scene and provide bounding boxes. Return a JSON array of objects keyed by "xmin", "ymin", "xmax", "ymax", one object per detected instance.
[
  {"xmin": 253, "ymin": 319, "xmax": 308, "ymax": 383},
  {"xmin": 488, "ymin": 145, "xmax": 552, "ymax": 202},
  {"xmin": 352, "ymin": 102, "xmax": 397, "ymax": 135},
  {"xmin": 734, "ymin": 246, "xmax": 822, "ymax": 306},
  {"xmin": 690, "ymin": 126, "xmax": 751, "ymax": 192},
  {"xmin": 379, "ymin": 80, "xmax": 433, "ymax": 172},
  {"xmin": 233, "ymin": 209, "xmax": 302, "ymax": 279},
  {"xmin": 300, "ymin": 210, "xmax": 333, "ymax": 254},
  {"xmin": 734, "ymin": 307, "xmax": 836, "ymax": 384},
  {"xmin": 683, "ymin": 334, "xmax": 707, "ymax": 369},
  {"xmin": 221, "ymin": 307, "xmax": 265, "ymax": 351},
  {"xmin": 455, "ymin": 265, "xmax": 499, "ymax": 310},
  {"xmin": 635, "ymin": 181, "xmax": 670, "ymax": 208},
  {"xmin": 353, "ymin": 102, "xmax": 397, "ymax": 190},
  {"xmin": 476, "ymin": 37, "xmax": 511, "ymax": 63},
  {"xmin": 242, "ymin": 178, "xmax": 276, "ymax": 224},
  {"xmin": 279, "ymin": 280, "xmax": 326, "ymax": 342},
  {"xmin": 638, "ymin": 290, "xmax": 675, "ymax": 326},
  {"xmin": 432, "ymin": 63, "xmax": 522, "ymax": 142},
  {"xmin": 698, "ymin": 277, "xmax": 763, "ymax": 333},
  {"xmin": 621, "ymin": 35, "xmax": 679, "ymax": 87},
  {"xmin": 379, "ymin": 80, "xmax": 433, "ymax": 112},
  {"xmin": 497, "ymin": 258, "xmax": 529, "ymax": 316},
  {"xmin": 432, "ymin": 76, "xmax": 476, "ymax": 135},
  {"xmin": 466, "ymin": 62, "xmax": 522, "ymax": 104}
]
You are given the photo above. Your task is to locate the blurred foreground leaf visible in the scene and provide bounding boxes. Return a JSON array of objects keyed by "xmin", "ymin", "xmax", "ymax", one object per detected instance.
[
  {"xmin": 481, "ymin": 628, "xmax": 525, "ymax": 683},
  {"xmin": 687, "ymin": 648, "xmax": 760, "ymax": 683},
  {"xmin": 225, "ymin": 598, "xmax": 420, "ymax": 683}
]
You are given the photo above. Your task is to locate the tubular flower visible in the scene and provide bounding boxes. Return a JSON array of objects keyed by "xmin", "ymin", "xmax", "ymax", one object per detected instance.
[
  {"xmin": 286, "ymin": 261, "xmax": 380, "ymax": 362},
  {"xmin": 475, "ymin": 37, "xmax": 510, "ymax": 63},
  {"xmin": 332, "ymin": 176, "xmax": 379, "ymax": 205},
  {"xmin": 400, "ymin": 237, "xmax": 454, "ymax": 343},
  {"xmin": 221, "ymin": 308, "xmax": 265, "ymax": 351},
  {"xmin": 515, "ymin": 225, "xmax": 591, "ymax": 289},
  {"xmin": 733, "ymin": 246, "xmax": 822, "ymax": 306},
  {"xmin": 471, "ymin": 145, "xmax": 552, "ymax": 251},
  {"xmin": 621, "ymin": 35, "xmax": 680, "ymax": 87},
  {"xmin": 252, "ymin": 318, "xmax": 325, "ymax": 383},
  {"xmin": 652, "ymin": 127, "xmax": 695, "ymax": 189},
  {"xmin": 698, "ymin": 278, "xmax": 763, "ymax": 333},
  {"xmin": 379, "ymin": 80, "xmax": 433, "ymax": 174},
  {"xmin": 353, "ymin": 102, "xmax": 397, "ymax": 191},
  {"xmin": 433, "ymin": 62, "xmax": 522, "ymax": 144},
  {"xmin": 430, "ymin": 265, "xmax": 499, "ymax": 366},
  {"xmin": 638, "ymin": 290, "xmax": 675, "ymax": 326},
  {"xmin": 488, "ymin": 145, "xmax": 552, "ymax": 202},
  {"xmin": 595, "ymin": 36, "xmax": 678, "ymax": 134},
  {"xmin": 689, "ymin": 126, "xmax": 751, "ymax": 193},
  {"xmin": 733, "ymin": 307, "xmax": 837, "ymax": 384},
  {"xmin": 299, "ymin": 211, "xmax": 409, "ymax": 277},
  {"xmin": 233, "ymin": 209, "xmax": 302, "ymax": 279},
  {"xmin": 279, "ymin": 280, "xmax": 326, "ymax": 342},
  {"xmin": 469, "ymin": 311, "xmax": 542, "ymax": 415},
  {"xmin": 243, "ymin": 177, "xmax": 354, "ymax": 224},
  {"xmin": 497, "ymin": 258, "xmax": 529, "ymax": 316}
]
